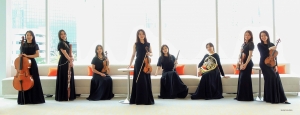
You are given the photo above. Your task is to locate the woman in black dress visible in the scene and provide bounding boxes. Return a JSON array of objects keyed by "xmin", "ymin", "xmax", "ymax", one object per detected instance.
[
  {"xmin": 128, "ymin": 29, "xmax": 154, "ymax": 105},
  {"xmin": 235, "ymin": 30, "xmax": 255, "ymax": 101},
  {"xmin": 87, "ymin": 45, "xmax": 114, "ymax": 100},
  {"xmin": 257, "ymin": 30, "xmax": 290, "ymax": 104},
  {"xmin": 55, "ymin": 30, "xmax": 76, "ymax": 101},
  {"xmin": 154, "ymin": 44, "xmax": 188, "ymax": 99},
  {"xmin": 191, "ymin": 43, "xmax": 229, "ymax": 100},
  {"xmin": 17, "ymin": 30, "xmax": 45, "ymax": 105}
]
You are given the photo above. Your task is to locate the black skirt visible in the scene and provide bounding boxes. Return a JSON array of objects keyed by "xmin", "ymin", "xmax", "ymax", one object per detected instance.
[
  {"xmin": 236, "ymin": 60, "xmax": 254, "ymax": 101},
  {"xmin": 191, "ymin": 69, "xmax": 224, "ymax": 100},
  {"xmin": 87, "ymin": 74, "xmax": 114, "ymax": 100},
  {"xmin": 159, "ymin": 70, "xmax": 188, "ymax": 99}
]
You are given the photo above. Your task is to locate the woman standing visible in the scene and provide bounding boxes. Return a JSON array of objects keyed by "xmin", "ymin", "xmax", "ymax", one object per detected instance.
[
  {"xmin": 128, "ymin": 29, "xmax": 154, "ymax": 105},
  {"xmin": 257, "ymin": 30, "xmax": 290, "ymax": 104},
  {"xmin": 191, "ymin": 43, "xmax": 229, "ymax": 100},
  {"xmin": 235, "ymin": 30, "xmax": 255, "ymax": 101},
  {"xmin": 87, "ymin": 45, "xmax": 114, "ymax": 100},
  {"xmin": 155, "ymin": 44, "xmax": 188, "ymax": 99},
  {"xmin": 17, "ymin": 30, "xmax": 45, "ymax": 105},
  {"xmin": 55, "ymin": 30, "xmax": 76, "ymax": 101}
]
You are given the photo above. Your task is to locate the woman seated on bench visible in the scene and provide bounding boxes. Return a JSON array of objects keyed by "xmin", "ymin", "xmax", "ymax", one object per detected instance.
[
  {"xmin": 191, "ymin": 42, "xmax": 229, "ymax": 100},
  {"xmin": 155, "ymin": 44, "xmax": 188, "ymax": 99},
  {"xmin": 87, "ymin": 45, "xmax": 114, "ymax": 101}
]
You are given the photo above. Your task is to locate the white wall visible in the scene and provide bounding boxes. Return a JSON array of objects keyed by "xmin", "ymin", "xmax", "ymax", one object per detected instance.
[{"xmin": 0, "ymin": 0, "xmax": 12, "ymax": 96}]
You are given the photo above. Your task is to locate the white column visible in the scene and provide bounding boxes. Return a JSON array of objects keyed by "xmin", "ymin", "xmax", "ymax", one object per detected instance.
[{"xmin": 0, "ymin": 0, "xmax": 12, "ymax": 96}]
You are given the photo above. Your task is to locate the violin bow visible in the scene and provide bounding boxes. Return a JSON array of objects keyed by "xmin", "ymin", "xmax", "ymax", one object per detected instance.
[{"xmin": 136, "ymin": 46, "xmax": 148, "ymax": 83}]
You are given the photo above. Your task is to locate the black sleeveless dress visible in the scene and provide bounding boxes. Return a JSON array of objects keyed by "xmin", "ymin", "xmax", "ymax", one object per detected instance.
[
  {"xmin": 157, "ymin": 55, "xmax": 188, "ymax": 99},
  {"xmin": 129, "ymin": 42, "xmax": 154, "ymax": 105},
  {"xmin": 87, "ymin": 57, "xmax": 114, "ymax": 100},
  {"xmin": 55, "ymin": 41, "xmax": 76, "ymax": 101},
  {"xmin": 18, "ymin": 43, "xmax": 45, "ymax": 104},
  {"xmin": 236, "ymin": 42, "xmax": 254, "ymax": 101}
]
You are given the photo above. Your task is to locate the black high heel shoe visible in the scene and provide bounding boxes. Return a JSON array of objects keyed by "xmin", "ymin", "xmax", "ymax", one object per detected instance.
[{"xmin": 283, "ymin": 101, "xmax": 291, "ymax": 104}]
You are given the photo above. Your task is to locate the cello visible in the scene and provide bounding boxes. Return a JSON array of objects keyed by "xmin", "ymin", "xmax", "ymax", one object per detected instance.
[
  {"xmin": 265, "ymin": 39, "xmax": 281, "ymax": 67},
  {"xmin": 101, "ymin": 51, "xmax": 109, "ymax": 73},
  {"xmin": 13, "ymin": 36, "xmax": 34, "ymax": 104}
]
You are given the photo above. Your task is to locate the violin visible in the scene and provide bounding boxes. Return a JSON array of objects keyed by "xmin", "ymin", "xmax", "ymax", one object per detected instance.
[
  {"xmin": 143, "ymin": 46, "xmax": 152, "ymax": 74},
  {"xmin": 101, "ymin": 51, "xmax": 109, "ymax": 73},
  {"xmin": 136, "ymin": 46, "xmax": 152, "ymax": 83},
  {"xmin": 265, "ymin": 39, "xmax": 281, "ymax": 67},
  {"xmin": 13, "ymin": 36, "xmax": 34, "ymax": 104},
  {"xmin": 236, "ymin": 44, "xmax": 246, "ymax": 70}
]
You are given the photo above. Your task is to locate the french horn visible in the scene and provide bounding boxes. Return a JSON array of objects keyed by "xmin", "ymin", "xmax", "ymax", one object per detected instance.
[{"xmin": 200, "ymin": 55, "xmax": 218, "ymax": 74}]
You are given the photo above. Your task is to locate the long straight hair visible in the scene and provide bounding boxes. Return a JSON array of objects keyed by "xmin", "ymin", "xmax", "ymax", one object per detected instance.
[
  {"xmin": 244, "ymin": 30, "xmax": 253, "ymax": 43},
  {"xmin": 135, "ymin": 29, "xmax": 148, "ymax": 43},
  {"xmin": 25, "ymin": 30, "xmax": 36, "ymax": 44},
  {"xmin": 160, "ymin": 44, "xmax": 171, "ymax": 62},
  {"xmin": 259, "ymin": 30, "xmax": 271, "ymax": 47},
  {"xmin": 95, "ymin": 45, "xmax": 106, "ymax": 59}
]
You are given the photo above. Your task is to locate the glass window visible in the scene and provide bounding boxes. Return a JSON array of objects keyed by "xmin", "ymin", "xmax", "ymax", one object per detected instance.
[
  {"xmin": 104, "ymin": 0, "xmax": 159, "ymax": 64},
  {"xmin": 161, "ymin": 0, "xmax": 216, "ymax": 64},
  {"xmin": 11, "ymin": 0, "xmax": 46, "ymax": 64},
  {"xmin": 48, "ymin": 0, "xmax": 102, "ymax": 64},
  {"xmin": 275, "ymin": 0, "xmax": 300, "ymax": 74},
  {"xmin": 218, "ymin": 0, "xmax": 273, "ymax": 64}
]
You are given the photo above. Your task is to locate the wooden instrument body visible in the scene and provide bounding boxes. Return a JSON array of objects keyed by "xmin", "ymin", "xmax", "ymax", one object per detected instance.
[
  {"xmin": 143, "ymin": 46, "xmax": 152, "ymax": 74},
  {"xmin": 237, "ymin": 52, "xmax": 246, "ymax": 70},
  {"xmin": 264, "ymin": 39, "xmax": 280, "ymax": 67},
  {"xmin": 13, "ymin": 36, "xmax": 34, "ymax": 91},
  {"xmin": 101, "ymin": 51, "xmax": 109, "ymax": 73},
  {"xmin": 264, "ymin": 50, "xmax": 278, "ymax": 67}
]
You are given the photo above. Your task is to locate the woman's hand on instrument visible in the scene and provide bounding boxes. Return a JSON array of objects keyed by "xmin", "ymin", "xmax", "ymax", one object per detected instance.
[
  {"xmin": 127, "ymin": 65, "xmax": 131, "ymax": 69},
  {"xmin": 22, "ymin": 54, "xmax": 28, "ymax": 57},
  {"xmin": 174, "ymin": 60, "xmax": 178, "ymax": 65},
  {"xmin": 100, "ymin": 73, "xmax": 106, "ymax": 77},
  {"xmin": 269, "ymin": 46, "xmax": 277, "ymax": 50},
  {"xmin": 105, "ymin": 58, "xmax": 109, "ymax": 62},
  {"xmin": 274, "ymin": 66, "xmax": 278, "ymax": 72},
  {"xmin": 69, "ymin": 61, "xmax": 73, "ymax": 67},
  {"xmin": 197, "ymin": 71, "xmax": 202, "ymax": 77},
  {"xmin": 241, "ymin": 64, "xmax": 247, "ymax": 70},
  {"xmin": 146, "ymin": 52, "xmax": 151, "ymax": 56}
]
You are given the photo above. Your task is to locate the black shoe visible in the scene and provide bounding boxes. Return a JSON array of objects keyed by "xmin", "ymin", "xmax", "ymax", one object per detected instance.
[
  {"xmin": 234, "ymin": 98, "xmax": 237, "ymax": 100},
  {"xmin": 283, "ymin": 102, "xmax": 291, "ymax": 104},
  {"xmin": 158, "ymin": 95, "xmax": 162, "ymax": 98}
]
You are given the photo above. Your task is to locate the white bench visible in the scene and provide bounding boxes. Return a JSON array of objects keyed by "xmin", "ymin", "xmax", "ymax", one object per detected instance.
[{"xmin": 2, "ymin": 63, "xmax": 299, "ymax": 97}]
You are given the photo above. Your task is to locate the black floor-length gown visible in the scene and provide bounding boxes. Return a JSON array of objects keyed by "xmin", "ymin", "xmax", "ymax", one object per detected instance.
[
  {"xmin": 157, "ymin": 55, "xmax": 188, "ymax": 99},
  {"xmin": 129, "ymin": 42, "xmax": 154, "ymax": 105},
  {"xmin": 191, "ymin": 53, "xmax": 224, "ymax": 100},
  {"xmin": 87, "ymin": 57, "xmax": 114, "ymax": 100},
  {"xmin": 236, "ymin": 42, "xmax": 254, "ymax": 101},
  {"xmin": 257, "ymin": 43, "xmax": 287, "ymax": 103},
  {"xmin": 17, "ymin": 43, "xmax": 45, "ymax": 104},
  {"xmin": 55, "ymin": 41, "xmax": 76, "ymax": 101}
]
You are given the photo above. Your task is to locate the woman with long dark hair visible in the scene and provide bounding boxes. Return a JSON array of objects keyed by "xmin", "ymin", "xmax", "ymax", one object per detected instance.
[
  {"xmin": 17, "ymin": 30, "xmax": 45, "ymax": 105},
  {"xmin": 55, "ymin": 30, "xmax": 76, "ymax": 101},
  {"xmin": 257, "ymin": 30, "xmax": 290, "ymax": 104},
  {"xmin": 154, "ymin": 44, "xmax": 188, "ymax": 99},
  {"xmin": 191, "ymin": 43, "xmax": 229, "ymax": 100},
  {"xmin": 87, "ymin": 45, "xmax": 114, "ymax": 100},
  {"xmin": 128, "ymin": 29, "xmax": 154, "ymax": 105},
  {"xmin": 235, "ymin": 30, "xmax": 255, "ymax": 101}
]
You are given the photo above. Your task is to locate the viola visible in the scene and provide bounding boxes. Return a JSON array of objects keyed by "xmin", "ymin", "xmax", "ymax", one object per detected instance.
[
  {"xmin": 265, "ymin": 39, "xmax": 281, "ymax": 67},
  {"xmin": 143, "ymin": 46, "xmax": 152, "ymax": 74},
  {"xmin": 13, "ymin": 36, "xmax": 34, "ymax": 104},
  {"xmin": 101, "ymin": 51, "xmax": 109, "ymax": 73}
]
